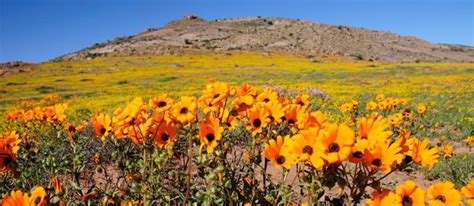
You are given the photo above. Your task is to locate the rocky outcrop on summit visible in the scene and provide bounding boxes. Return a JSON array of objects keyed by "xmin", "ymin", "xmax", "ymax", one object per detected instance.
[{"xmin": 57, "ymin": 16, "xmax": 474, "ymax": 62}]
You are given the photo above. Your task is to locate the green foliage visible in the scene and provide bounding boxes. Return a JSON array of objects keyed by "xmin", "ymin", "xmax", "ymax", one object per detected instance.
[{"xmin": 425, "ymin": 153, "xmax": 474, "ymax": 188}]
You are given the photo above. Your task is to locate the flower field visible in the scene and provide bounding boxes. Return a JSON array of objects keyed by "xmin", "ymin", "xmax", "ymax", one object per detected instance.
[{"xmin": 1, "ymin": 51, "xmax": 473, "ymax": 205}]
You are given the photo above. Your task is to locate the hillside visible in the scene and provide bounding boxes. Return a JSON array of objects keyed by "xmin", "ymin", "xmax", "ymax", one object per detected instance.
[{"xmin": 57, "ymin": 16, "xmax": 474, "ymax": 62}]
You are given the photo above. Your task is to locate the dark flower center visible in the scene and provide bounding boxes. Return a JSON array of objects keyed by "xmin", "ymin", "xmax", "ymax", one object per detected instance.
[
  {"xmin": 3, "ymin": 157, "xmax": 12, "ymax": 166},
  {"xmin": 288, "ymin": 119, "xmax": 295, "ymax": 125},
  {"xmin": 402, "ymin": 196, "xmax": 413, "ymax": 206},
  {"xmin": 435, "ymin": 195, "xmax": 446, "ymax": 203},
  {"xmin": 206, "ymin": 133, "xmax": 215, "ymax": 142},
  {"xmin": 352, "ymin": 151, "xmax": 363, "ymax": 158},
  {"xmin": 68, "ymin": 125, "xmax": 75, "ymax": 132},
  {"xmin": 328, "ymin": 143, "xmax": 340, "ymax": 152},
  {"xmin": 129, "ymin": 117, "xmax": 136, "ymax": 125},
  {"xmin": 180, "ymin": 107, "xmax": 188, "ymax": 114},
  {"xmin": 161, "ymin": 133, "xmax": 169, "ymax": 141},
  {"xmin": 297, "ymin": 101, "xmax": 305, "ymax": 106},
  {"xmin": 403, "ymin": 155, "xmax": 413, "ymax": 164},
  {"xmin": 263, "ymin": 98, "xmax": 270, "ymax": 103},
  {"xmin": 158, "ymin": 101, "xmax": 167, "ymax": 107},
  {"xmin": 276, "ymin": 155, "xmax": 286, "ymax": 164},
  {"xmin": 230, "ymin": 110, "xmax": 239, "ymax": 116},
  {"xmin": 100, "ymin": 127, "xmax": 107, "ymax": 135},
  {"xmin": 303, "ymin": 145, "xmax": 313, "ymax": 155},
  {"xmin": 213, "ymin": 94, "xmax": 220, "ymax": 99},
  {"xmin": 253, "ymin": 119, "xmax": 262, "ymax": 128},
  {"xmin": 371, "ymin": 159, "xmax": 382, "ymax": 167}
]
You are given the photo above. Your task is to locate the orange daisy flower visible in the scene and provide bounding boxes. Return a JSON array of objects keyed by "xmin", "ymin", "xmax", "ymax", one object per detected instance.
[
  {"xmin": 297, "ymin": 110, "xmax": 327, "ymax": 130},
  {"xmin": 410, "ymin": 138, "xmax": 438, "ymax": 169},
  {"xmin": 292, "ymin": 94, "xmax": 310, "ymax": 109},
  {"xmin": 263, "ymin": 100, "xmax": 285, "ymax": 125},
  {"xmin": 148, "ymin": 94, "xmax": 174, "ymax": 113},
  {"xmin": 292, "ymin": 127, "xmax": 325, "ymax": 168},
  {"xmin": 262, "ymin": 136, "xmax": 295, "ymax": 169},
  {"xmin": 461, "ymin": 179, "xmax": 474, "ymax": 206},
  {"xmin": 316, "ymin": 123, "xmax": 354, "ymax": 164},
  {"xmin": 198, "ymin": 114, "xmax": 223, "ymax": 154},
  {"xmin": 237, "ymin": 82, "xmax": 257, "ymax": 97},
  {"xmin": 282, "ymin": 104, "xmax": 302, "ymax": 126},
  {"xmin": 364, "ymin": 140, "xmax": 404, "ymax": 173},
  {"xmin": 441, "ymin": 144, "xmax": 454, "ymax": 159},
  {"xmin": 150, "ymin": 121, "xmax": 177, "ymax": 148},
  {"xmin": 256, "ymin": 88, "xmax": 278, "ymax": 103},
  {"xmin": 395, "ymin": 180, "xmax": 425, "ymax": 206},
  {"xmin": 357, "ymin": 113, "xmax": 392, "ymax": 141},
  {"xmin": 416, "ymin": 103, "xmax": 427, "ymax": 114},
  {"xmin": 247, "ymin": 105, "xmax": 269, "ymax": 135},
  {"xmin": 2, "ymin": 190, "xmax": 30, "ymax": 206},
  {"xmin": 91, "ymin": 113, "xmax": 112, "ymax": 141},
  {"xmin": 172, "ymin": 96, "xmax": 198, "ymax": 124},
  {"xmin": 427, "ymin": 181, "xmax": 462, "ymax": 206},
  {"xmin": 366, "ymin": 189, "xmax": 401, "ymax": 206}
]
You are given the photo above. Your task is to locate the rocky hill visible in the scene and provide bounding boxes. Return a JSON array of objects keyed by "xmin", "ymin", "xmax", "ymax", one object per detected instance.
[
  {"xmin": 57, "ymin": 16, "xmax": 474, "ymax": 62},
  {"xmin": 0, "ymin": 61, "xmax": 34, "ymax": 77}
]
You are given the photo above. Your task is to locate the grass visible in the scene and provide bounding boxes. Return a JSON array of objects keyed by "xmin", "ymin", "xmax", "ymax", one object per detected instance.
[
  {"xmin": 1, "ymin": 50, "xmax": 473, "ymax": 139},
  {"xmin": 425, "ymin": 153, "xmax": 474, "ymax": 188}
]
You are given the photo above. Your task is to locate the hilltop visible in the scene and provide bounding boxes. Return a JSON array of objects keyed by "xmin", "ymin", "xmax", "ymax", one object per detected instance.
[{"xmin": 56, "ymin": 16, "xmax": 474, "ymax": 63}]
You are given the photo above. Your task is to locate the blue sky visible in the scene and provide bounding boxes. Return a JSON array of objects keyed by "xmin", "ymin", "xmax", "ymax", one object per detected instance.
[{"xmin": 0, "ymin": 0, "xmax": 473, "ymax": 63}]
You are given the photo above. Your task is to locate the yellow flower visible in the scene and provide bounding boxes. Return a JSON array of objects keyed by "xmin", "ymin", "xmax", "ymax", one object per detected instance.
[
  {"xmin": 316, "ymin": 123, "xmax": 354, "ymax": 164},
  {"xmin": 427, "ymin": 181, "xmax": 462, "ymax": 206},
  {"xmin": 441, "ymin": 144, "xmax": 454, "ymax": 159},
  {"xmin": 0, "ymin": 131, "xmax": 20, "ymax": 173},
  {"xmin": 148, "ymin": 94, "xmax": 174, "ymax": 113},
  {"xmin": 388, "ymin": 113, "xmax": 403, "ymax": 125},
  {"xmin": 366, "ymin": 189, "xmax": 400, "ymax": 206},
  {"xmin": 198, "ymin": 114, "xmax": 223, "ymax": 154},
  {"xmin": 297, "ymin": 110, "xmax": 328, "ymax": 130},
  {"xmin": 263, "ymin": 100, "xmax": 285, "ymax": 125},
  {"xmin": 292, "ymin": 128, "xmax": 324, "ymax": 168},
  {"xmin": 2, "ymin": 187, "xmax": 47, "ymax": 206},
  {"xmin": 262, "ymin": 136, "xmax": 295, "ymax": 169},
  {"xmin": 357, "ymin": 113, "xmax": 392, "ymax": 142},
  {"xmin": 410, "ymin": 138, "xmax": 438, "ymax": 169},
  {"xmin": 2, "ymin": 190, "xmax": 30, "ymax": 206},
  {"xmin": 29, "ymin": 186, "xmax": 47, "ymax": 206},
  {"xmin": 247, "ymin": 105, "xmax": 269, "ymax": 135},
  {"xmin": 292, "ymin": 94, "xmax": 310, "ymax": 109},
  {"xmin": 237, "ymin": 82, "xmax": 257, "ymax": 97},
  {"xmin": 461, "ymin": 179, "xmax": 474, "ymax": 206},
  {"xmin": 349, "ymin": 139, "xmax": 369, "ymax": 163},
  {"xmin": 112, "ymin": 97, "xmax": 148, "ymax": 137},
  {"xmin": 231, "ymin": 95, "xmax": 254, "ymax": 113},
  {"xmin": 399, "ymin": 98, "xmax": 409, "ymax": 105},
  {"xmin": 416, "ymin": 103, "xmax": 427, "ymax": 114},
  {"xmin": 402, "ymin": 108, "xmax": 413, "ymax": 118},
  {"xmin": 172, "ymin": 96, "xmax": 198, "ymax": 124},
  {"xmin": 91, "ymin": 113, "xmax": 112, "ymax": 141},
  {"xmin": 256, "ymin": 88, "xmax": 278, "ymax": 103},
  {"xmin": 395, "ymin": 180, "xmax": 425, "ymax": 206},
  {"xmin": 364, "ymin": 139, "xmax": 404, "ymax": 173},
  {"xmin": 376, "ymin": 94, "xmax": 385, "ymax": 102},
  {"xmin": 366, "ymin": 101, "xmax": 378, "ymax": 110},
  {"xmin": 201, "ymin": 81, "xmax": 231, "ymax": 107},
  {"xmin": 149, "ymin": 121, "xmax": 177, "ymax": 148},
  {"xmin": 283, "ymin": 104, "xmax": 302, "ymax": 126},
  {"xmin": 465, "ymin": 136, "xmax": 474, "ymax": 145}
]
